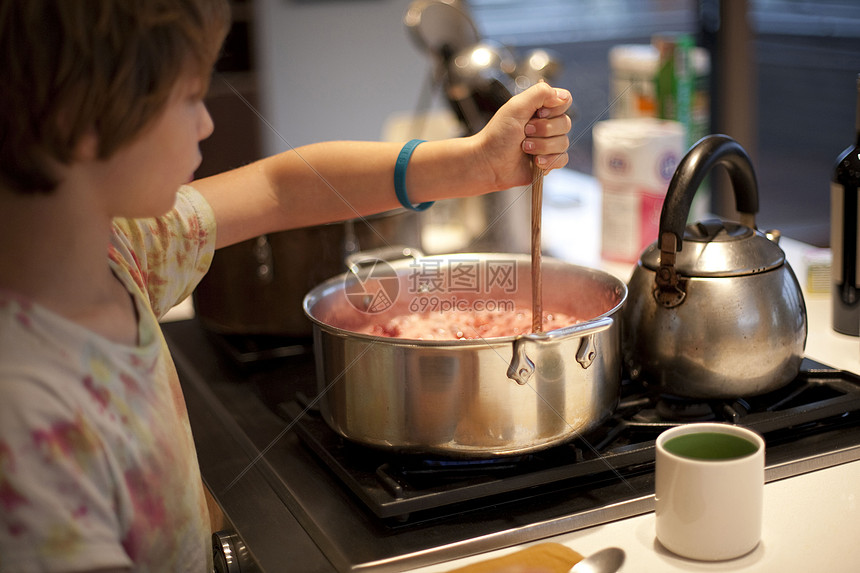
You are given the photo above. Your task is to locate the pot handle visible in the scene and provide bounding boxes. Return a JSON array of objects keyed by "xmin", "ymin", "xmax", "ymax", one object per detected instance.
[
  {"xmin": 655, "ymin": 135, "xmax": 759, "ymax": 308},
  {"xmin": 507, "ymin": 316, "xmax": 613, "ymax": 385},
  {"xmin": 345, "ymin": 245, "xmax": 425, "ymax": 274}
]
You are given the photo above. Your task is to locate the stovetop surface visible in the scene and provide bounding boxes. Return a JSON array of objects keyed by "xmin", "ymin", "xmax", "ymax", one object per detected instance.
[
  {"xmin": 164, "ymin": 319, "xmax": 860, "ymax": 573},
  {"xmin": 277, "ymin": 362, "xmax": 860, "ymax": 524}
]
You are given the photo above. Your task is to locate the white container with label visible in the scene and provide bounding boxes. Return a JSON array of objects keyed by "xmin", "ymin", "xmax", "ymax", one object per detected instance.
[
  {"xmin": 608, "ymin": 43, "xmax": 710, "ymax": 137},
  {"xmin": 608, "ymin": 42, "xmax": 711, "ymax": 224},
  {"xmin": 594, "ymin": 118, "xmax": 685, "ymax": 263},
  {"xmin": 608, "ymin": 44, "xmax": 660, "ymax": 119}
]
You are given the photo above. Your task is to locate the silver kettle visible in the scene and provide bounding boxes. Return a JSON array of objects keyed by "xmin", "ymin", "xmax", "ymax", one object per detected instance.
[{"xmin": 622, "ymin": 135, "xmax": 808, "ymax": 398}]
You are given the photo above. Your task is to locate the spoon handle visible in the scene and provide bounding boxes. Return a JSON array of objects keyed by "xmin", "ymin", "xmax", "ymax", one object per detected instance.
[
  {"xmin": 568, "ymin": 546, "xmax": 626, "ymax": 573},
  {"xmin": 531, "ymin": 160, "xmax": 544, "ymax": 333}
]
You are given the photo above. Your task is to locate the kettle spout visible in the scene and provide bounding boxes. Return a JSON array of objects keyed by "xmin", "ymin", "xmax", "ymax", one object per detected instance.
[{"xmin": 765, "ymin": 229, "xmax": 782, "ymax": 245}]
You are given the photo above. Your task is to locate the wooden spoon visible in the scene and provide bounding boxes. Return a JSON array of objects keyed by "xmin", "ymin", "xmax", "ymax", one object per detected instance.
[{"xmin": 531, "ymin": 159, "xmax": 544, "ymax": 333}]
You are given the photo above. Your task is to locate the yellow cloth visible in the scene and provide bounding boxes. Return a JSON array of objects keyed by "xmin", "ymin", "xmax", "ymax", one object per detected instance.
[{"xmin": 447, "ymin": 543, "xmax": 584, "ymax": 573}]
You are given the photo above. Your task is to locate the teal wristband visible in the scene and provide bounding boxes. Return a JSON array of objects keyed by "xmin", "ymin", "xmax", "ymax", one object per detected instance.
[{"xmin": 394, "ymin": 139, "xmax": 434, "ymax": 212}]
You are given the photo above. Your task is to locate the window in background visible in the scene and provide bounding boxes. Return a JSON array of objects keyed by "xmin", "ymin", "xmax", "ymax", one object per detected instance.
[
  {"xmin": 469, "ymin": 0, "xmax": 697, "ymax": 175},
  {"xmin": 749, "ymin": 0, "xmax": 860, "ymax": 246},
  {"xmin": 470, "ymin": 0, "xmax": 860, "ymax": 246}
]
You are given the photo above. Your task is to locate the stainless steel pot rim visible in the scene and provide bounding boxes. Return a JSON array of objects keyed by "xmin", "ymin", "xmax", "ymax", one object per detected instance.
[{"xmin": 302, "ymin": 252, "xmax": 628, "ymax": 346}]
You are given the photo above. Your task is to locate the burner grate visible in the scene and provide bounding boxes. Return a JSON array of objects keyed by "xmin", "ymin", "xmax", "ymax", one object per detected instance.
[
  {"xmin": 278, "ymin": 362, "xmax": 860, "ymax": 524},
  {"xmin": 205, "ymin": 330, "xmax": 312, "ymax": 364},
  {"xmin": 278, "ymin": 401, "xmax": 655, "ymax": 522}
]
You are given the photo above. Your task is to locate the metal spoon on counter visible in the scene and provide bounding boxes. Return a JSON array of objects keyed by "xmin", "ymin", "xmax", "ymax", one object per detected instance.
[{"xmin": 568, "ymin": 547, "xmax": 625, "ymax": 573}]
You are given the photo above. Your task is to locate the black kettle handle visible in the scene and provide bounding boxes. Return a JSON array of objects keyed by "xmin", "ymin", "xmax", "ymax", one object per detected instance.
[
  {"xmin": 658, "ymin": 134, "xmax": 759, "ymax": 253},
  {"xmin": 653, "ymin": 134, "xmax": 759, "ymax": 308}
]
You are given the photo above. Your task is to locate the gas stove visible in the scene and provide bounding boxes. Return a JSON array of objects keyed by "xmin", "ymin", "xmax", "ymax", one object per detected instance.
[{"xmin": 163, "ymin": 319, "xmax": 860, "ymax": 572}]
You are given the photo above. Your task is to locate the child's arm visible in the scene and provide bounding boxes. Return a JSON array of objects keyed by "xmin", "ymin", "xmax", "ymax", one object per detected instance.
[{"xmin": 193, "ymin": 82, "xmax": 571, "ymax": 249}]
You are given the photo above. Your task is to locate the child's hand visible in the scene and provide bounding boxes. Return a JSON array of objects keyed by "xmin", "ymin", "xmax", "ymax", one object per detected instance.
[{"xmin": 473, "ymin": 82, "xmax": 572, "ymax": 190}]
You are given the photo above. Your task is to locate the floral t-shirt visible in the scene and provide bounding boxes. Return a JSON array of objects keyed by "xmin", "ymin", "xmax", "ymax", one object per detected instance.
[{"xmin": 0, "ymin": 186, "xmax": 216, "ymax": 572}]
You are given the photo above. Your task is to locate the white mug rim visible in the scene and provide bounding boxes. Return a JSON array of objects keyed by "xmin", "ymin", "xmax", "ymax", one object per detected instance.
[{"xmin": 656, "ymin": 422, "xmax": 764, "ymax": 464}]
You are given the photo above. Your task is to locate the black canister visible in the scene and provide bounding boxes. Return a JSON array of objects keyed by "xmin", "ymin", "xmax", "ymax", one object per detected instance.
[{"xmin": 831, "ymin": 73, "xmax": 860, "ymax": 336}]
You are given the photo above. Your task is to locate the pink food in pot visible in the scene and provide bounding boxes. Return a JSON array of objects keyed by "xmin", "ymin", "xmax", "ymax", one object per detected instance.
[{"xmin": 361, "ymin": 309, "xmax": 580, "ymax": 340}]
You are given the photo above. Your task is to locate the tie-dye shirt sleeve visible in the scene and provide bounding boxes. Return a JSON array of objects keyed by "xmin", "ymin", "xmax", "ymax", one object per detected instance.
[
  {"xmin": 0, "ymin": 186, "xmax": 217, "ymax": 572},
  {"xmin": 111, "ymin": 186, "xmax": 216, "ymax": 320}
]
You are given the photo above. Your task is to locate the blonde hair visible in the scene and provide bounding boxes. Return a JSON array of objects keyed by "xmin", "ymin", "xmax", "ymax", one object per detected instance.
[{"xmin": 0, "ymin": 0, "xmax": 231, "ymax": 193}]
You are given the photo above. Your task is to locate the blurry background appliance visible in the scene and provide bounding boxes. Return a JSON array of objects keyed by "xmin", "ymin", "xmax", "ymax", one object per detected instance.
[
  {"xmin": 402, "ymin": 0, "xmax": 566, "ymax": 256},
  {"xmin": 404, "ymin": 0, "xmax": 565, "ymax": 133}
]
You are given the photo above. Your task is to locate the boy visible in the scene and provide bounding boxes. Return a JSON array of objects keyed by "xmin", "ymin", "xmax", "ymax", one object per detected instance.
[{"xmin": 0, "ymin": 0, "xmax": 571, "ymax": 570}]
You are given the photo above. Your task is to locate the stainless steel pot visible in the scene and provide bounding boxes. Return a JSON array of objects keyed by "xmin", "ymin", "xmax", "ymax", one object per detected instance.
[
  {"xmin": 303, "ymin": 252, "xmax": 627, "ymax": 457},
  {"xmin": 193, "ymin": 210, "xmax": 421, "ymax": 337},
  {"xmin": 623, "ymin": 135, "xmax": 807, "ymax": 398}
]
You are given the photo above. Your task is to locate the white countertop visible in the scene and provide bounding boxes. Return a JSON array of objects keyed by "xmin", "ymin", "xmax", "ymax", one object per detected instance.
[
  {"xmin": 409, "ymin": 294, "xmax": 860, "ymax": 573},
  {"xmin": 409, "ymin": 171, "xmax": 860, "ymax": 572}
]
